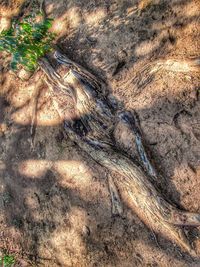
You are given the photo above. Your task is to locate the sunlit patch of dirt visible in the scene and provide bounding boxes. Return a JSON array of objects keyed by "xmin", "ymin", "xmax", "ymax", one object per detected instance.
[
  {"xmin": 51, "ymin": 7, "xmax": 82, "ymax": 38},
  {"xmin": 18, "ymin": 159, "xmax": 92, "ymax": 188},
  {"xmin": 85, "ymin": 8, "xmax": 106, "ymax": 26},
  {"xmin": 18, "ymin": 160, "xmax": 52, "ymax": 178},
  {"xmin": 0, "ymin": 0, "xmax": 25, "ymax": 17}
]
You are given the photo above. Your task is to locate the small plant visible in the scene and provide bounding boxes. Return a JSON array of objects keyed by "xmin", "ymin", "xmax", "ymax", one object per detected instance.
[
  {"xmin": 0, "ymin": 14, "xmax": 55, "ymax": 71},
  {"xmin": 0, "ymin": 254, "xmax": 15, "ymax": 267}
]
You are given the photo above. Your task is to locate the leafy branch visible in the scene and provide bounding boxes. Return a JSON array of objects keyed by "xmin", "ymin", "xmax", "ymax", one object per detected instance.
[
  {"xmin": 0, "ymin": 254, "xmax": 15, "ymax": 267},
  {"xmin": 0, "ymin": 14, "xmax": 55, "ymax": 71}
]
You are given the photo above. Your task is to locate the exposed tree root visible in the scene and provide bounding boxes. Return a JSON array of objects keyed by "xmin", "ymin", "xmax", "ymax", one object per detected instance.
[
  {"xmin": 149, "ymin": 58, "xmax": 200, "ymax": 73},
  {"xmin": 117, "ymin": 111, "xmax": 158, "ymax": 180},
  {"xmin": 123, "ymin": 57, "xmax": 200, "ymax": 93},
  {"xmin": 39, "ymin": 51, "xmax": 200, "ymax": 255},
  {"xmin": 108, "ymin": 174, "xmax": 123, "ymax": 216}
]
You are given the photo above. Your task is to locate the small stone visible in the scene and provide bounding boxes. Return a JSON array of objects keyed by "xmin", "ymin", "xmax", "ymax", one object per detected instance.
[
  {"xmin": 118, "ymin": 50, "xmax": 128, "ymax": 61},
  {"xmin": 0, "ymin": 17, "xmax": 11, "ymax": 32},
  {"xmin": 82, "ymin": 225, "xmax": 90, "ymax": 237},
  {"xmin": 0, "ymin": 123, "xmax": 8, "ymax": 137},
  {"xmin": 86, "ymin": 36, "xmax": 97, "ymax": 45},
  {"xmin": 17, "ymin": 68, "xmax": 33, "ymax": 81}
]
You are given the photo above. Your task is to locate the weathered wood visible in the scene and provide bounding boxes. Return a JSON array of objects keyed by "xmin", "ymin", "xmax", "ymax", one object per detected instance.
[
  {"xmin": 39, "ymin": 50, "xmax": 200, "ymax": 255},
  {"xmin": 108, "ymin": 173, "xmax": 123, "ymax": 216}
]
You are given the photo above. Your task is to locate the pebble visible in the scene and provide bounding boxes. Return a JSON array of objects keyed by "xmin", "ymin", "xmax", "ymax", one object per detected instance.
[
  {"xmin": 17, "ymin": 68, "xmax": 33, "ymax": 81},
  {"xmin": 82, "ymin": 225, "xmax": 91, "ymax": 237}
]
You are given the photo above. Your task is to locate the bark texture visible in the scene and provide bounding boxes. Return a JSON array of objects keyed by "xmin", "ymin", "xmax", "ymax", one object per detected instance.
[{"xmin": 38, "ymin": 50, "xmax": 200, "ymax": 255}]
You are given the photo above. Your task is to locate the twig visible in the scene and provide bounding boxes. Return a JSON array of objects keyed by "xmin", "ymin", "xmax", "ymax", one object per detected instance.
[
  {"xmin": 30, "ymin": 78, "xmax": 43, "ymax": 149},
  {"xmin": 108, "ymin": 173, "xmax": 123, "ymax": 216}
]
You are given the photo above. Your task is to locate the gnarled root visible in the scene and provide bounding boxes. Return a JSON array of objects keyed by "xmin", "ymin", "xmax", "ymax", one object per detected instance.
[
  {"xmin": 64, "ymin": 119, "xmax": 200, "ymax": 255},
  {"xmin": 116, "ymin": 111, "xmax": 157, "ymax": 180},
  {"xmin": 124, "ymin": 57, "xmax": 200, "ymax": 93},
  {"xmin": 150, "ymin": 58, "xmax": 200, "ymax": 73},
  {"xmin": 39, "ymin": 51, "xmax": 200, "ymax": 255}
]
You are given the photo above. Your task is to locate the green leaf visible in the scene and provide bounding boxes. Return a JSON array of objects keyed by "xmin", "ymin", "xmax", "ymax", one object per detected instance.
[
  {"xmin": 32, "ymin": 31, "xmax": 43, "ymax": 41},
  {"xmin": 21, "ymin": 23, "xmax": 32, "ymax": 32},
  {"xmin": 0, "ymin": 255, "xmax": 15, "ymax": 267},
  {"xmin": 10, "ymin": 52, "xmax": 21, "ymax": 70},
  {"xmin": 43, "ymin": 18, "xmax": 53, "ymax": 29},
  {"xmin": 11, "ymin": 61, "xmax": 17, "ymax": 70},
  {"xmin": 0, "ymin": 14, "xmax": 55, "ymax": 72},
  {"xmin": 0, "ymin": 40, "xmax": 5, "ymax": 50},
  {"xmin": 0, "ymin": 28, "xmax": 14, "ymax": 36}
]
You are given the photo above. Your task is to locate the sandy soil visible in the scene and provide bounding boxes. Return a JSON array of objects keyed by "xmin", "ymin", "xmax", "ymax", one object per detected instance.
[{"xmin": 0, "ymin": 0, "xmax": 200, "ymax": 266}]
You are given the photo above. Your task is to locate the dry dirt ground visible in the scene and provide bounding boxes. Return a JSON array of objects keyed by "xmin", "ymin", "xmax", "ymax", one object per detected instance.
[{"xmin": 0, "ymin": 0, "xmax": 200, "ymax": 266}]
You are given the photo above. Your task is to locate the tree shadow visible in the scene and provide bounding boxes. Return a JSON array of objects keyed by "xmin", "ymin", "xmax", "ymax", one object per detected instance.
[{"xmin": 45, "ymin": 0, "xmax": 199, "ymax": 79}]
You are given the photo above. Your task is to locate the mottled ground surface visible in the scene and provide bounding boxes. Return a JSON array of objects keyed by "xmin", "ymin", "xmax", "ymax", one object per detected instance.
[{"xmin": 0, "ymin": 0, "xmax": 200, "ymax": 266}]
